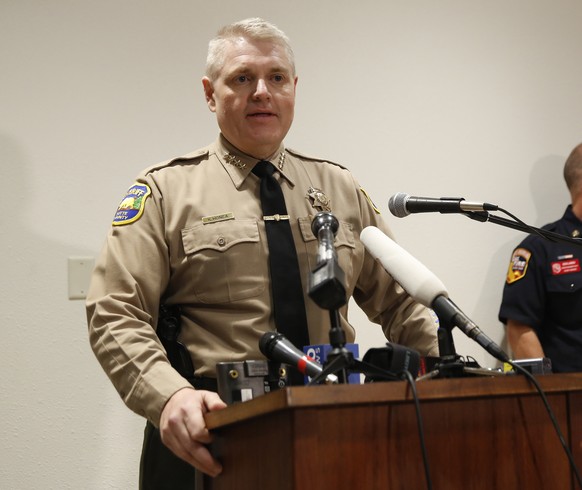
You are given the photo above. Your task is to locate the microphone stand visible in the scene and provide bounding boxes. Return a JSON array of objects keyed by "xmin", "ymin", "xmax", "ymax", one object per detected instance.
[
  {"xmin": 419, "ymin": 321, "xmax": 506, "ymax": 380},
  {"xmin": 432, "ymin": 319, "xmax": 467, "ymax": 378}
]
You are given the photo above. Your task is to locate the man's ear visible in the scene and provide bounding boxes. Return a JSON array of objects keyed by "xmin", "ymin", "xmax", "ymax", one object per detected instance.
[{"xmin": 202, "ymin": 77, "xmax": 216, "ymax": 112}]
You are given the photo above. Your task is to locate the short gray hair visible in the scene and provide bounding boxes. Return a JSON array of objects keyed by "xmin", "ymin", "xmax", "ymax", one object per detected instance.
[
  {"xmin": 564, "ymin": 143, "xmax": 582, "ymax": 195},
  {"xmin": 206, "ymin": 18, "xmax": 295, "ymax": 81}
]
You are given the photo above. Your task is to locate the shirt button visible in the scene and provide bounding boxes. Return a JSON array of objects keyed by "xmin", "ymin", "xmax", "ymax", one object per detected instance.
[{"xmin": 217, "ymin": 236, "xmax": 226, "ymax": 246}]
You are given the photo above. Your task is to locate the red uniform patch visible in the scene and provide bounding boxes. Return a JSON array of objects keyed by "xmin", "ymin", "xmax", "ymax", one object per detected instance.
[{"xmin": 551, "ymin": 258, "xmax": 580, "ymax": 275}]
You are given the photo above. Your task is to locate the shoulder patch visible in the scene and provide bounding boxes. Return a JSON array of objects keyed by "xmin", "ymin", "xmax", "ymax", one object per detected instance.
[
  {"xmin": 360, "ymin": 187, "xmax": 381, "ymax": 214},
  {"xmin": 506, "ymin": 247, "xmax": 531, "ymax": 284},
  {"xmin": 112, "ymin": 183, "xmax": 152, "ymax": 226}
]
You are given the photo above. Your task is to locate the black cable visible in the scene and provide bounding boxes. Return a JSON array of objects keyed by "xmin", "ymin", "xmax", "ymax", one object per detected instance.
[
  {"xmin": 401, "ymin": 370, "xmax": 433, "ymax": 490},
  {"xmin": 497, "ymin": 207, "xmax": 560, "ymax": 243},
  {"xmin": 462, "ymin": 208, "xmax": 582, "ymax": 247},
  {"xmin": 508, "ymin": 361, "xmax": 582, "ymax": 487}
]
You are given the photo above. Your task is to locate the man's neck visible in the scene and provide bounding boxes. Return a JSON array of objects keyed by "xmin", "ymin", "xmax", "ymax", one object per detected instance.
[
  {"xmin": 220, "ymin": 134, "xmax": 281, "ymax": 161},
  {"xmin": 571, "ymin": 199, "xmax": 582, "ymax": 221}
]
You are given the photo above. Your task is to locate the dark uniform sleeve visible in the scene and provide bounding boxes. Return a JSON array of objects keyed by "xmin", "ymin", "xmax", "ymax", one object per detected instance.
[{"xmin": 498, "ymin": 238, "xmax": 547, "ymax": 333}]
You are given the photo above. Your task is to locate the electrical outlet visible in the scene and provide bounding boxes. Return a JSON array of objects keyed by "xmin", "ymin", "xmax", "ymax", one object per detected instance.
[{"xmin": 68, "ymin": 256, "xmax": 95, "ymax": 300}]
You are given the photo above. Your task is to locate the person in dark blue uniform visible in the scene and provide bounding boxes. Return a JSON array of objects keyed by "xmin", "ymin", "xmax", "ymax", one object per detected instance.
[{"xmin": 499, "ymin": 143, "xmax": 582, "ymax": 373}]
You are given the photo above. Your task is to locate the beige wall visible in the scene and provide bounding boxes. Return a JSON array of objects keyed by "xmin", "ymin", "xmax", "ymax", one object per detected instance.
[{"xmin": 2, "ymin": 1, "xmax": 581, "ymax": 487}]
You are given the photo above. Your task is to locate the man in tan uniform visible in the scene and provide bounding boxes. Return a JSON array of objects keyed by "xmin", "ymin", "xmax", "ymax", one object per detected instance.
[{"xmin": 87, "ymin": 17, "xmax": 439, "ymax": 489}]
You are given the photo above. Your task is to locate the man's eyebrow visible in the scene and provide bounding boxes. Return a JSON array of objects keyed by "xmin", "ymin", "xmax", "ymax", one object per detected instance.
[{"xmin": 224, "ymin": 62, "xmax": 292, "ymax": 76}]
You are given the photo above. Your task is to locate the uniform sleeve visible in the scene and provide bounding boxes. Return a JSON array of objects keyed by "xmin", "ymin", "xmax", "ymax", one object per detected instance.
[
  {"xmin": 498, "ymin": 240, "xmax": 546, "ymax": 333},
  {"xmin": 351, "ymin": 181, "xmax": 439, "ymax": 356},
  {"xmin": 86, "ymin": 174, "xmax": 192, "ymax": 426}
]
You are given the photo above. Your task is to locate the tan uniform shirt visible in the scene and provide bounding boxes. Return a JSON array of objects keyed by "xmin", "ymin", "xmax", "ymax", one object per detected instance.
[{"xmin": 87, "ymin": 135, "xmax": 439, "ymax": 425}]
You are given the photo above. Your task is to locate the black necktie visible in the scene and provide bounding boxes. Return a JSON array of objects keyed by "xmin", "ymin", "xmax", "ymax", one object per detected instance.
[{"xmin": 253, "ymin": 161, "xmax": 310, "ymax": 384}]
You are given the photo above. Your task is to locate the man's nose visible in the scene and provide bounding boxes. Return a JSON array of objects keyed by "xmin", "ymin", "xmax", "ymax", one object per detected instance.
[{"xmin": 253, "ymin": 79, "xmax": 271, "ymax": 100}]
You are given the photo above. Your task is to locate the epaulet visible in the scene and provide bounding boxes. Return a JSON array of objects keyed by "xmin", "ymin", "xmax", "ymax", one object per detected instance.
[
  {"xmin": 286, "ymin": 147, "xmax": 349, "ymax": 170},
  {"xmin": 142, "ymin": 147, "xmax": 211, "ymax": 175}
]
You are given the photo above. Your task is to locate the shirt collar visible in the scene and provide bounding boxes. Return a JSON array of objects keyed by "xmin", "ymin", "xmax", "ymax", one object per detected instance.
[
  {"xmin": 564, "ymin": 205, "xmax": 582, "ymax": 226},
  {"xmin": 215, "ymin": 134, "xmax": 295, "ymax": 189}
]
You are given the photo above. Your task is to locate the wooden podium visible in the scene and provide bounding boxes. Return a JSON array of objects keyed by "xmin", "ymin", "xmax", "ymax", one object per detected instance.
[{"xmin": 204, "ymin": 373, "xmax": 582, "ymax": 489}]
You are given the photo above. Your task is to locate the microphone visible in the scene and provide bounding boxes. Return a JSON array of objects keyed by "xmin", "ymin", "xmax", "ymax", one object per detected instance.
[
  {"xmin": 311, "ymin": 211, "xmax": 339, "ymax": 264},
  {"xmin": 308, "ymin": 212, "xmax": 346, "ymax": 310},
  {"xmin": 259, "ymin": 332, "xmax": 339, "ymax": 384},
  {"xmin": 360, "ymin": 226, "xmax": 509, "ymax": 362},
  {"xmin": 388, "ymin": 192, "xmax": 498, "ymax": 218}
]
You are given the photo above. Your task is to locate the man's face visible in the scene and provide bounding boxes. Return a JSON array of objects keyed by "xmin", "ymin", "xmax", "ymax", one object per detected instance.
[{"xmin": 203, "ymin": 37, "xmax": 297, "ymax": 159}]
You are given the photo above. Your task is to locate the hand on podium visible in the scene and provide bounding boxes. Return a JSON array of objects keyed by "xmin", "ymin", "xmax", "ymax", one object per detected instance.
[{"xmin": 159, "ymin": 387, "xmax": 227, "ymax": 476}]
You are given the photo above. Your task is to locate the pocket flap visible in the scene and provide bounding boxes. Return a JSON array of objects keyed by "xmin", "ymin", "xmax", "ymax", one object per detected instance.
[
  {"xmin": 182, "ymin": 220, "xmax": 260, "ymax": 255},
  {"xmin": 298, "ymin": 216, "xmax": 355, "ymax": 249}
]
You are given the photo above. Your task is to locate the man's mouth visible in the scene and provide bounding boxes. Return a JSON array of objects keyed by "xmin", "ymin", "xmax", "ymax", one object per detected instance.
[{"xmin": 247, "ymin": 111, "xmax": 276, "ymax": 118}]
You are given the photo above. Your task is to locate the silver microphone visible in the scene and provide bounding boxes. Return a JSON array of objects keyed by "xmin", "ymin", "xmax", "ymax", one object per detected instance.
[{"xmin": 388, "ymin": 192, "xmax": 498, "ymax": 218}]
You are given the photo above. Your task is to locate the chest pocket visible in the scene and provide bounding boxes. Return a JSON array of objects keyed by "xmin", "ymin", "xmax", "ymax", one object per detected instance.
[
  {"xmin": 181, "ymin": 220, "xmax": 266, "ymax": 303},
  {"xmin": 546, "ymin": 271, "xmax": 582, "ymax": 329},
  {"xmin": 298, "ymin": 217, "xmax": 356, "ymax": 282},
  {"xmin": 546, "ymin": 263, "xmax": 582, "ymax": 292}
]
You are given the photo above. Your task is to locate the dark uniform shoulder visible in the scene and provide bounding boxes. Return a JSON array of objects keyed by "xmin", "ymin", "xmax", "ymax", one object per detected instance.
[
  {"xmin": 286, "ymin": 147, "xmax": 349, "ymax": 170},
  {"xmin": 540, "ymin": 219, "xmax": 561, "ymax": 233},
  {"xmin": 506, "ymin": 219, "xmax": 560, "ymax": 277},
  {"xmin": 517, "ymin": 217, "xmax": 563, "ymax": 251}
]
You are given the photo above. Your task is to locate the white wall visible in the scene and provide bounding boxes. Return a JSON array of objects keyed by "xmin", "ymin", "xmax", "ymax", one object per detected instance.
[{"xmin": 2, "ymin": 1, "xmax": 581, "ymax": 488}]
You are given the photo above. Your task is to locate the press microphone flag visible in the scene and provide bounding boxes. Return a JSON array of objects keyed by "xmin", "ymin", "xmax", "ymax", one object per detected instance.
[
  {"xmin": 304, "ymin": 343, "xmax": 360, "ymax": 384},
  {"xmin": 259, "ymin": 331, "xmax": 339, "ymax": 384},
  {"xmin": 360, "ymin": 226, "xmax": 509, "ymax": 362},
  {"xmin": 388, "ymin": 192, "xmax": 499, "ymax": 218}
]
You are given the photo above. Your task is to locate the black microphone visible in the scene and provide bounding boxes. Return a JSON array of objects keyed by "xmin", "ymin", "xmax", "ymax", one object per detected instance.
[
  {"xmin": 308, "ymin": 212, "xmax": 346, "ymax": 310},
  {"xmin": 360, "ymin": 226, "xmax": 509, "ymax": 363},
  {"xmin": 259, "ymin": 332, "xmax": 338, "ymax": 384},
  {"xmin": 388, "ymin": 192, "xmax": 499, "ymax": 218},
  {"xmin": 311, "ymin": 211, "xmax": 339, "ymax": 264},
  {"xmin": 430, "ymin": 295, "xmax": 509, "ymax": 362}
]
